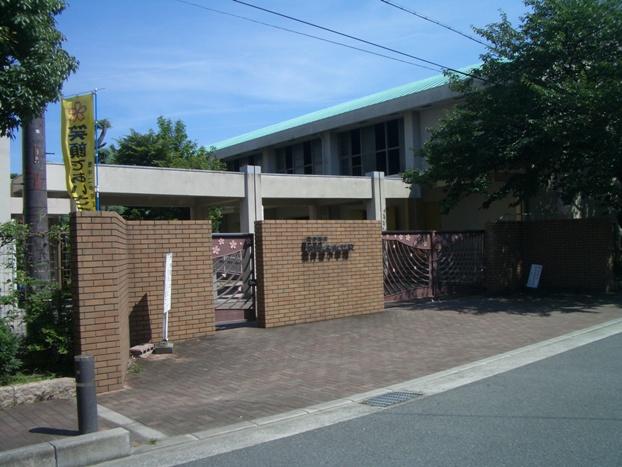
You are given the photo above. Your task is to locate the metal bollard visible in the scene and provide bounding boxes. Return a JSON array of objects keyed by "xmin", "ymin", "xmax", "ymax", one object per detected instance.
[{"xmin": 75, "ymin": 354, "xmax": 98, "ymax": 434}]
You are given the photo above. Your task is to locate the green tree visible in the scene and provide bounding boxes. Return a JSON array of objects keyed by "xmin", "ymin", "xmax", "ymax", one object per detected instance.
[
  {"xmin": 103, "ymin": 117, "xmax": 226, "ymax": 228},
  {"xmin": 0, "ymin": 0, "xmax": 78, "ymax": 137},
  {"xmin": 404, "ymin": 0, "xmax": 622, "ymax": 220},
  {"xmin": 105, "ymin": 116, "xmax": 224, "ymax": 170}
]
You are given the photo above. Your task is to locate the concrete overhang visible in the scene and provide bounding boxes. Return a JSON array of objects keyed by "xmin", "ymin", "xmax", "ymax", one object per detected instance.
[
  {"xmin": 10, "ymin": 197, "xmax": 71, "ymax": 216},
  {"xmin": 13, "ymin": 164, "xmax": 247, "ymax": 199},
  {"xmin": 10, "ymin": 164, "xmax": 415, "ymax": 216},
  {"xmin": 262, "ymin": 174, "xmax": 372, "ymax": 199}
]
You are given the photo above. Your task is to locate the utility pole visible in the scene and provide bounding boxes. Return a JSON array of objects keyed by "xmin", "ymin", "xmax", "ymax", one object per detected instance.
[{"xmin": 22, "ymin": 114, "xmax": 51, "ymax": 282}]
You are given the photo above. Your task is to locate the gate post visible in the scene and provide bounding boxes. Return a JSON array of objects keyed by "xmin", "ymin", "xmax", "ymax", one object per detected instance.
[
  {"xmin": 430, "ymin": 231, "xmax": 438, "ymax": 299},
  {"xmin": 240, "ymin": 165, "xmax": 263, "ymax": 234}
]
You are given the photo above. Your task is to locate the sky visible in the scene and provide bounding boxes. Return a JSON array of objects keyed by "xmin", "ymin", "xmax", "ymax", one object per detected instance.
[{"xmin": 8, "ymin": 0, "xmax": 527, "ymax": 173}]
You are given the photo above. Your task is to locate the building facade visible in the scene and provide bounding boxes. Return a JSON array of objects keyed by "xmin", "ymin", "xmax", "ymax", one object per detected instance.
[
  {"xmin": 212, "ymin": 67, "xmax": 519, "ymax": 231},
  {"xmin": 5, "ymin": 68, "xmax": 522, "ymax": 233}
]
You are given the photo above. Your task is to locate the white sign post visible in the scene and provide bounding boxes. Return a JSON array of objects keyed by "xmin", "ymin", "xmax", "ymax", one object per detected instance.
[
  {"xmin": 526, "ymin": 264, "xmax": 543, "ymax": 289},
  {"xmin": 154, "ymin": 252, "xmax": 174, "ymax": 354},
  {"xmin": 163, "ymin": 252, "xmax": 173, "ymax": 341}
]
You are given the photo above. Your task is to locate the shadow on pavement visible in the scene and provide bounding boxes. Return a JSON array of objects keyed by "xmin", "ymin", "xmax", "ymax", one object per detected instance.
[
  {"xmin": 386, "ymin": 293, "xmax": 622, "ymax": 317},
  {"xmin": 29, "ymin": 427, "xmax": 79, "ymax": 436}
]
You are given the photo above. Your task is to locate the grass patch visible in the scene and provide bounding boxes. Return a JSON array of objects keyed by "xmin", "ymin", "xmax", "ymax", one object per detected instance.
[
  {"xmin": 2, "ymin": 372, "xmax": 57, "ymax": 386},
  {"xmin": 127, "ymin": 361, "xmax": 142, "ymax": 375}
]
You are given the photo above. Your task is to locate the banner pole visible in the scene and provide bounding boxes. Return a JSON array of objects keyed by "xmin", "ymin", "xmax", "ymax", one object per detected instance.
[{"xmin": 93, "ymin": 90, "xmax": 100, "ymax": 211}]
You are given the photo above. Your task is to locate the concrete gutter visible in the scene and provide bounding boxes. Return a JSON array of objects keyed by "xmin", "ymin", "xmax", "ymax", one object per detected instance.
[{"xmin": 0, "ymin": 428, "xmax": 130, "ymax": 467}]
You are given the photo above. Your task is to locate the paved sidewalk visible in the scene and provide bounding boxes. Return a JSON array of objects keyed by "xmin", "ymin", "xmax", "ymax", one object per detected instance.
[
  {"xmin": 2, "ymin": 294, "xmax": 620, "ymax": 452},
  {"xmin": 98, "ymin": 294, "xmax": 622, "ymax": 437},
  {"xmin": 0, "ymin": 399, "xmax": 116, "ymax": 451}
]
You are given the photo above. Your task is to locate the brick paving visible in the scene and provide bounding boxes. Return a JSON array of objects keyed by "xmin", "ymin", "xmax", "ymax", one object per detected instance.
[
  {"xmin": 1, "ymin": 295, "xmax": 620, "ymax": 451},
  {"xmin": 0, "ymin": 399, "xmax": 116, "ymax": 451},
  {"xmin": 95, "ymin": 294, "xmax": 622, "ymax": 437}
]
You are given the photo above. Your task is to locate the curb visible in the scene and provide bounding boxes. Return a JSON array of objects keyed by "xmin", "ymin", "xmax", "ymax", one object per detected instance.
[{"xmin": 0, "ymin": 428, "xmax": 130, "ymax": 467}]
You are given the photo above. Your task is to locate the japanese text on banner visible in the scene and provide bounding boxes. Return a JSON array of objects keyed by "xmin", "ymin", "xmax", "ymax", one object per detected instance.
[{"xmin": 61, "ymin": 94, "xmax": 96, "ymax": 211}]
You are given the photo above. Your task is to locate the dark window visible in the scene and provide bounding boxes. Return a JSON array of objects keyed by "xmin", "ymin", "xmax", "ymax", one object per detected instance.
[
  {"xmin": 375, "ymin": 124, "xmax": 385, "ymax": 151},
  {"xmin": 387, "ymin": 120, "xmax": 399, "ymax": 147},
  {"xmin": 351, "ymin": 129, "xmax": 361, "ymax": 155},
  {"xmin": 303, "ymin": 142, "xmax": 313, "ymax": 174},
  {"xmin": 338, "ymin": 128, "xmax": 363, "ymax": 175},
  {"xmin": 375, "ymin": 152, "xmax": 387, "ymax": 173},
  {"xmin": 227, "ymin": 159, "xmax": 241, "ymax": 172},
  {"xmin": 388, "ymin": 148, "xmax": 400, "ymax": 175},
  {"xmin": 285, "ymin": 147, "xmax": 294, "ymax": 174},
  {"xmin": 375, "ymin": 119, "xmax": 402, "ymax": 175},
  {"xmin": 339, "ymin": 133, "xmax": 349, "ymax": 156},
  {"xmin": 340, "ymin": 157, "xmax": 349, "ymax": 175}
]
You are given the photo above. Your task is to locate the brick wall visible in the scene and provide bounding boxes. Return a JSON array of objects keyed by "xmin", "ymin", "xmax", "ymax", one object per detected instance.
[
  {"xmin": 71, "ymin": 212, "xmax": 129, "ymax": 393},
  {"xmin": 71, "ymin": 212, "xmax": 214, "ymax": 393},
  {"xmin": 128, "ymin": 221, "xmax": 214, "ymax": 345},
  {"xmin": 486, "ymin": 218, "xmax": 615, "ymax": 293},
  {"xmin": 255, "ymin": 220, "xmax": 384, "ymax": 328}
]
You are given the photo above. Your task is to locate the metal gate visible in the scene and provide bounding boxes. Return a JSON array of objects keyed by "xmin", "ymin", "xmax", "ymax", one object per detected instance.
[
  {"xmin": 382, "ymin": 231, "xmax": 485, "ymax": 301},
  {"xmin": 212, "ymin": 233, "xmax": 256, "ymax": 325}
]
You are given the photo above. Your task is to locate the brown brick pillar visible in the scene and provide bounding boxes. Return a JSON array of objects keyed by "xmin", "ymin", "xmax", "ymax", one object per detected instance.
[
  {"xmin": 71, "ymin": 212, "xmax": 129, "ymax": 393},
  {"xmin": 126, "ymin": 220, "xmax": 214, "ymax": 344}
]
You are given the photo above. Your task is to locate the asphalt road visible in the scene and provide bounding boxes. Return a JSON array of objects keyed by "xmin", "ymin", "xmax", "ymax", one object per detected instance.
[{"xmin": 181, "ymin": 333, "xmax": 622, "ymax": 467}]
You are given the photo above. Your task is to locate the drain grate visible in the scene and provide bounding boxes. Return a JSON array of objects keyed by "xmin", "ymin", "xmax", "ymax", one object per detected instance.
[{"xmin": 361, "ymin": 391, "xmax": 422, "ymax": 408}]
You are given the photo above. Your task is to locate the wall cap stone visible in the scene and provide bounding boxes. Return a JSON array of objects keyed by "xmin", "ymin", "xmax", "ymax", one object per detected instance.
[{"xmin": 0, "ymin": 377, "xmax": 75, "ymax": 408}]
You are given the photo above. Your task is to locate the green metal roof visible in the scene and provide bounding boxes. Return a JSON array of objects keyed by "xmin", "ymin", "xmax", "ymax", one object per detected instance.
[{"xmin": 211, "ymin": 65, "xmax": 478, "ymax": 151}]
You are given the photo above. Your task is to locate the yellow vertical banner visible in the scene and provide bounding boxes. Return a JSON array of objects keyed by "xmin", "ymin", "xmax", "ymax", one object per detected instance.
[{"xmin": 61, "ymin": 93, "xmax": 96, "ymax": 211}]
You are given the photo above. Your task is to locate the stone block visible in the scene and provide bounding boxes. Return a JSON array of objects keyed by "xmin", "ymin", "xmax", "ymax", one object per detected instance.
[{"xmin": 0, "ymin": 384, "xmax": 15, "ymax": 408}]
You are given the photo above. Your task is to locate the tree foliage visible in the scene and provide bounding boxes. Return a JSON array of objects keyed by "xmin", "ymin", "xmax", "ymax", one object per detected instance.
[
  {"xmin": 103, "ymin": 116, "xmax": 225, "ymax": 170},
  {"xmin": 405, "ymin": 0, "xmax": 622, "ymax": 217},
  {"xmin": 0, "ymin": 0, "xmax": 78, "ymax": 137},
  {"xmin": 0, "ymin": 221, "xmax": 73, "ymax": 377},
  {"xmin": 101, "ymin": 117, "xmax": 226, "ymax": 228}
]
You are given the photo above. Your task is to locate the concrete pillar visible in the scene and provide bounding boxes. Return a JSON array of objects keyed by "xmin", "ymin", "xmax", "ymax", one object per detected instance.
[
  {"xmin": 0, "ymin": 137, "xmax": 14, "ymax": 324},
  {"xmin": 402, "ymin": 111, "xmax": 423, "ymax": 171},
  {"xmin": 366, "ymin": 171, "xmax": 387, "ymax": 230},
  {"xmin": 308, "ymin": 205, "xmax": 318, "ymax": 220},
  {"xmin": 240, "ymin": 165, "xmax": 263, "ymax": 233},
  {"xmin": 0, "ymin": 137, "xmax": 10, "ymax": 223},
  {"xmin": 321, "ymin": 131, "xmax": 339, "ymax": 175}
]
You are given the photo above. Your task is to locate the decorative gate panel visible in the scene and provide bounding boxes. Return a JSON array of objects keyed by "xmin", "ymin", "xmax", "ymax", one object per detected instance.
[
  {"xmin": 212, "ymin": 233, "xmax": 255, "ymax": 324},
  {"xmin": 382, "ymin": 231, "xmax": 485, "ymax": 301}
]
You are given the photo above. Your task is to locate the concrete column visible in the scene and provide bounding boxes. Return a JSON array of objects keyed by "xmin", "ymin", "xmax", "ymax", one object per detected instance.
[
  {"xmin": 402, "ymin": 111, "xmax": 423, "ymax": 171},
  {"xmin": 366, "ymin": 171, "xmax": 387, "ymax": 230},
  {"xmin": 0, "ymin": 137, "xmax": 14, "ymax": 324},
  {"xmin": 308, "ymin": 205, "xmax": 318, "ymax": 220},
  {"xmin": 0, "ymin": 137, "xmax": 10, "ymax": 223},
  {"xmin": 321, "ymin": 131, "xmax": 339, "ymax": 175},
  {"xmin": 240, "ymin": 165, "xmax": 263, "ymax": 233}
]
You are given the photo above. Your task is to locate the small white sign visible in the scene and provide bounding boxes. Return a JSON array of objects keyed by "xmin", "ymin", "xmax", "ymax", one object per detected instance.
[
  {"xmin": 163, "ymin": 253, "xmax": 173, "ymax": 313},
  {"xmin": 526, "ymin": 264, "xmax": 542, "ymax": 288},
  {"xmin": 162, "ymin": 253, "xmax": 173, "ymax": 341}
]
